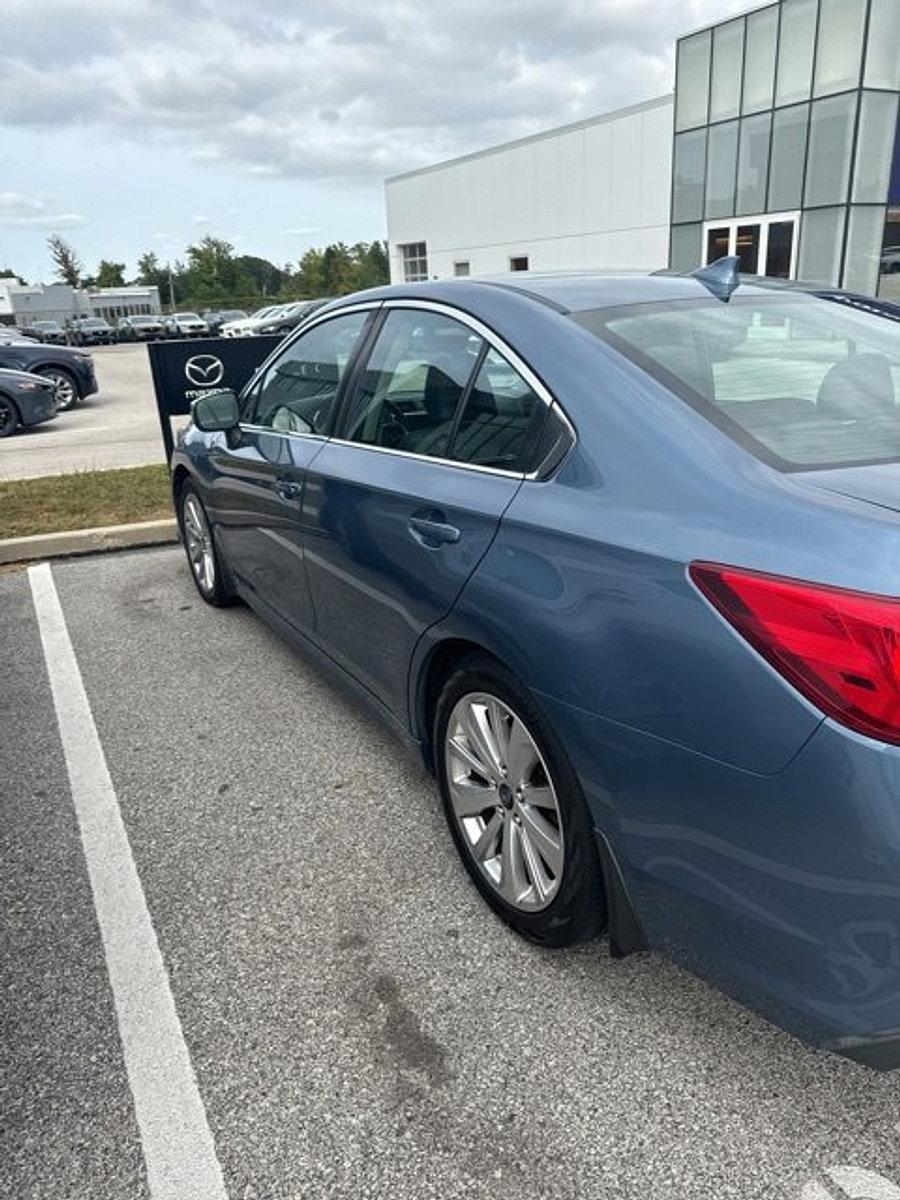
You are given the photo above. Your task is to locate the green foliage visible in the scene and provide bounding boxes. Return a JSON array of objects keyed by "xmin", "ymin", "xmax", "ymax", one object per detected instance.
[
  {"xmin": 94, "ymin": 260, "xmax": 127, "ymax": 288},
  {"xmin": 47, "ymin": 234, "xmax": 82, "ymax": 288},
  {"xmin": 294, "ymin": 240, "xmax": 389, "ymax": 298},
  {"xmin": 0, "ymin": 267, "xmax": 25, "ymax": 285}
]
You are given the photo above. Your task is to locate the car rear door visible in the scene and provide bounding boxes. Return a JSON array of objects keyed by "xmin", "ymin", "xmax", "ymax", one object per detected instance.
[
  {"xmin": 302, "ymin": 301, "xmax": 550, "ymax": 720},
  {"xmin": 208, "ymin": 306, "xmax": 375, "ymax": 632}
]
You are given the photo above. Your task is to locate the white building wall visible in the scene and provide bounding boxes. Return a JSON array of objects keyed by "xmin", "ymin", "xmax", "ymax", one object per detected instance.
[{"xmin": 385, "ymin": 95, "xmax": 673, "ymax": 282}]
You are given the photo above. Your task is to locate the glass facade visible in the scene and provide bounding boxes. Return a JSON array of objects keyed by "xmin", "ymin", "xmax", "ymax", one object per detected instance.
[{"xmin": 670, "ymin": 0, "xmax": 900, "ymax": 294}]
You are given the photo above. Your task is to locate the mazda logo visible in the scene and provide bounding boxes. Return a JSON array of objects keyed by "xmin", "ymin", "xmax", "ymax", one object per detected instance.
[{"xmin": 185, "ymin": 355, "xmax": 224, "ymax": 387}]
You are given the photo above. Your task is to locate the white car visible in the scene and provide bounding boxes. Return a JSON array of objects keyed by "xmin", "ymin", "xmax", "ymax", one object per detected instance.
[
  {"xmin": 221, "ymin": 304, "xmax": 286, "ymax": 337},
  {"xmin": 163, "ymin": 311, "xmax": 209, "ymax": 338}
]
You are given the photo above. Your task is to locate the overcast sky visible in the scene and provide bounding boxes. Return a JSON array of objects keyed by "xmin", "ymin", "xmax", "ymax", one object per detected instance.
[{"xmin": 1, "ymin": 0, "xmax": 749, "ymax": 284}]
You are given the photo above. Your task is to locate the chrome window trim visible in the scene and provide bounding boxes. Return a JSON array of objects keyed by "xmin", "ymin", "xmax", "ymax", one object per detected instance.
[{"xmin": 238, "ymin": 423, "xmax": 328, "ymax": 443}]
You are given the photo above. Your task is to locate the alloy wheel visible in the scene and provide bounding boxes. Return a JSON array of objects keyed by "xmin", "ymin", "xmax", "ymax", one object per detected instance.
[
  {"xmin": 0, "ymin": 397, "xmax": 17, "ymax": 437},
  {"xmin": 41, "ymin": 369, "xmax": 76, "ymax": 410},
  {"xmin": 444, "ymin": 692, "xmax": 565, "ymax": 912},
  {"xmin": 183, "ymin": 493, "xmax": 216, "ymax": 595}
]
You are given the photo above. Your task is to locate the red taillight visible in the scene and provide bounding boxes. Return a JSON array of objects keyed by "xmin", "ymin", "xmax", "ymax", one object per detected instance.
[{"xmin": 690, "ymin": 562, "xmax": 900, "ymax": 745}]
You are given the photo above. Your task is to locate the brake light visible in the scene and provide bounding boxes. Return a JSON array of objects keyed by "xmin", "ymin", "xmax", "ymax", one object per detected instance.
[{"xmin": 690, "ymin": 562, "xmax": 900, "ymax": 745}]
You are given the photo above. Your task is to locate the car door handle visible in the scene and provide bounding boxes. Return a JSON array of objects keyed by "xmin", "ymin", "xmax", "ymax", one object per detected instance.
[
  {"xmin": 408, "ymin": 513, "xmax": 461, "ymax": 546},
  {"xmin": 275, "ymin": 478, "xmax": 302, "ymax": 501}
]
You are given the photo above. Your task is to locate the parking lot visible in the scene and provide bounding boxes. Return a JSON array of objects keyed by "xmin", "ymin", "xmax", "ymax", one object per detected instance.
[
  {"xmin": 4, "ymin": 543, "xmax": 900, "ymax": 1199},
  {"xmin": 0, "ymin": 344, "xmax": 174, "ymax": 482}
]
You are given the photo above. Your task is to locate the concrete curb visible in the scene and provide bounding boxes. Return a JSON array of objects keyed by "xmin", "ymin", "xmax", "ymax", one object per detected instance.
[{"xmin": 0, "ymin": 518, "xmax": 179, "ymax": 565}]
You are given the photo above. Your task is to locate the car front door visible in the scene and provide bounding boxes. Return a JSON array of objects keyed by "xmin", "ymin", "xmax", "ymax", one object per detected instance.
[
  {"xmin": 302, "ymin": 302, "xmax": 550, "ymax": 719},
  {"xmin": 208, "ymin": 306, "xmax": 375, "ymax": 631}
]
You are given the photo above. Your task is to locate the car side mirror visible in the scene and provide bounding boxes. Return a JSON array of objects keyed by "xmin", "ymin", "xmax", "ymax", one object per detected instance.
[{"xmin": 192, "ymin": 388, "xmax": 240, "ymax": 432}]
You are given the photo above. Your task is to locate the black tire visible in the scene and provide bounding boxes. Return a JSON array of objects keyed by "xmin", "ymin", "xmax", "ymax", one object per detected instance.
[
  {"xmin": 0, "ymin": 393, "xmax": 20, "ymax": 438},
  {"xmin": 36, "ymin": 366, "xmax": 79, "ymax": 411},
  {"xmin": 434, "ymin": 653, "xmax": 606, "ymax": 947},
  {"xmin": 178, "ymin": 484, "xmax": 237, "ymax": 607}
]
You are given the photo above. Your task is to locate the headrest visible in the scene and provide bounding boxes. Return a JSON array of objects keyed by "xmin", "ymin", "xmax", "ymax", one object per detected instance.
[
  {"xmin": 817, "ymin": 353, "xmax": 896, "ymax": 420},
  {"xmin": 423, "ymin": 364, "xmax": 462, "ymax": 421}
]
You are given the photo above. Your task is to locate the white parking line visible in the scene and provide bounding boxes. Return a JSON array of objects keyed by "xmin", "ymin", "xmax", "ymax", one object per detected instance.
[{"xmin": 28, "ymin": 562, "xmax": 228, "ymax": 1200}]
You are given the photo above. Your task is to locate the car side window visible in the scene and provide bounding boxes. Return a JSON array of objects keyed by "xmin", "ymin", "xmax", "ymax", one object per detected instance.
[
  {"xmin": 342, "ymin": 310, "xmax": 483, "ymax": 457},
  {"xmin": 247, "ymin": 310, "xmax": 369, "ymax": 435},
  {"xmin": 447, "ymin": 347, "xmax": 544, "ymax": 471}
]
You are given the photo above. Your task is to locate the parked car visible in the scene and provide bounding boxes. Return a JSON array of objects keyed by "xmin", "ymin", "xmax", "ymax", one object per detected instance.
[
  {"xmin": 203, "ymin": 309, "xmax": 248, "ymax": 335},
  {"xmin": 70, "ymin": 317, "xmax": 117, "ymax": 346},
  {"xmin": 118, "ymin": 314, "xmax": 165, "ymax": 341},
  {"xmin": 29, "ymin": 320, "xmax": 67, "ymax": 345},
  {"xmin": 0, "ymin": 367, "xmax": 58, "ymax": 437},
  {"xmin": 0, "ymin": 340, "xmax": 97, "ymax": 410},
  {"xmin": 162, "ymin": 311, "xmax": 208, "ymax": 338},
  {"xmin": 0, "ymin": 324, "xmax": 41, "ymax": 341},
  {"xmin": 221, "ymin": 305, "xmax": 283, "ymax": 337},
  {"xmin": 254, "ymin": 298, "xmax": 332, "ymax": 336},
  {"xmin": 172, "ymin": 262, "xmax": 900, "ymax": 1069}
]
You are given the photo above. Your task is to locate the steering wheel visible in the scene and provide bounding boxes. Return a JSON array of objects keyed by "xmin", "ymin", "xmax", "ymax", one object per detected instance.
[{"xmin": 380, "ymin": 398, "xmax": 408, "ymax": 448}]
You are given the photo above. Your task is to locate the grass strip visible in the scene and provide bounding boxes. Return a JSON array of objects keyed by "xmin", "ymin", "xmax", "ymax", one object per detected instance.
[{"xmin": 0, "ymin": 464, "xmax": 173, "ymax": 539}]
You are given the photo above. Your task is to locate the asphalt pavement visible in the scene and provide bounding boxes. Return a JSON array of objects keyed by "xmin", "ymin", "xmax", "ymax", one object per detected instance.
[
  {"xmin": 0, "ymin": 344, "xmax": 177, "ymax": 481},
  {"xmin": 5, "ymin": 545, "xmax": 900, "ymax": 1199}
]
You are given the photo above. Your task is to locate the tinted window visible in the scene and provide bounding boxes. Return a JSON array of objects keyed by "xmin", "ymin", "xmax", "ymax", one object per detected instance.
[
  {"xmin": 449, "ymin": 348, "xmax": 542, "ymax": 471},
  {"xmin": 247, "ymin": 310, "xmax": 369, "ymax": 434},
  {"xmin": 576, "ymin": 296, "xmax": 900, "ymax": 470},
  {"xmin": 342, "ymin": 310, "xmax": 482, "ymax": 457}
]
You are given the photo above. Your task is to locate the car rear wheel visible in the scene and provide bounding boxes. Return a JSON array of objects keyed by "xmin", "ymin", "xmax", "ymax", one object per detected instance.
[
  {"xmin": 0, "ymin": 394, "xmax": 19, "ymax": 437},
  {"xmin": 180, "ymin": 486, "xmax": 235, "ymax": 607},
  {"xmin": 434, "ymin": 654, "xmax": 606, "ymax": 947},
  {"xmin": 37, "ymin": 367, "xmax": 78, "ymax": 411}
]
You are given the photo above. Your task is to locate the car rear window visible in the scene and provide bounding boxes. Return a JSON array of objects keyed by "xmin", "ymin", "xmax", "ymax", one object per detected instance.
[{"xmin": 574, "ymin": 294, "xmax": 900, "ymax": 470}]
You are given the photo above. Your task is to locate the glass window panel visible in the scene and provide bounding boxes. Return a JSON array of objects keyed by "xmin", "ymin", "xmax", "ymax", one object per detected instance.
[
  {"xmin": 736, "ymin": 224, "xmax": 761, "ymax": 273},
  {"xmin": 798, "ymin": 206, "xmax": 846, "ymax": 285},
  {"xmin": 736, "ymin": 113, "xmax": 771, "ymax": 215},
  {"xmin": 775, "ymin": 0, "xmax": 817, "ymax": 106},
  {"xmin": 705, "ymin": 121, "xmax": 739, "ymax": 218},
  {"xmin": 250, "ymin": 311, "xmax": 369, "ymax": 432},
  {"xmin": 853, "ymin": 92, "xmax": 900, "ymax": 205},
  {"xmin": 675, "ymin": 32, "xmax": 711, "ymax": 131},
  {"xmin": 742, "ymin": 6, "xmax": 777, "ymax": 114},
  {"xmin": 878, "ymin": 208, "xmax": 900, "ymax": 300},
  {"xmin": 805, "ymin": 93, "xmax": 857, "ymax": 207},
  {"xmin": 449, "ymin": 348, "xmax": 542, "ymax": 472},
  {"xmin": 769, "ymin": 104, "xmax": 809, "ymax": 211},
  {"xmin": 813, "ymin": 0, "xmax": 866, "ymax": 98},
  {"xmin": 706, "ymin": 226, "xmax": 731, "ymax": 264},
  {"xmin": 765, "ymin": 220, "xmax": 796, "ymax": 277},
  {"xmin": 673, "ymin": 130, "xmax": 706, "ymax": 223},
  {"xmin": 844, "ymin": 205, "xmax": 887, "ymax": 294},
  {"xmin": 865, "ymin": 0, "xmax": 900, "ymax": 91},
  {"xmin": 670, "ymin": 223, "xmax": 703, "ymax": 271},
  {"xmin": 710, "ymin": 19, "xmax": 744, "ymax": 123},
  {"xmin": 343, "ymin": 309, "xmax": 483, "ymax": 455}
]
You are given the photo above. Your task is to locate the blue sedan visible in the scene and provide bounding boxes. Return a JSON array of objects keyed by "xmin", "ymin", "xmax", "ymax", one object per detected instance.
[{"xmin": 171, "ymin": 261, "xmax": 900, "ymax": 1068}]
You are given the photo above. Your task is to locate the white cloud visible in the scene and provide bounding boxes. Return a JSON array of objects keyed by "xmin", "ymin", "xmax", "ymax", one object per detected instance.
[
  {"xmin": 0, "ymin": 0, "xmax": 751, "ymax": 185},
  {"xmin": 0, "ymin": 191, "xmax": 85, "ymax": 228}
]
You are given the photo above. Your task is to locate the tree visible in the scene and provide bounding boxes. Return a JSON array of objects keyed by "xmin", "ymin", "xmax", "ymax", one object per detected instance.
[
  {"xmin": 47, "ymin": 234, "xmax": 82, "ymax": 287},
  {"xmin": 95, "ymin": 260, "xmax": 126, "ymax": 288},
  {"xmin": 183, "ymin": 236, "xmax": 238, "ymax": 302},
  {"xmin": 0, "ymin": 267, "xmax": 25, "ymax": 285}
]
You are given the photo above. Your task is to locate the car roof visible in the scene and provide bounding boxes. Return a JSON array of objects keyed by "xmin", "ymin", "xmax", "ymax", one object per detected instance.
[{"xmin": 325, "ymin": 270, "xmax": 827, "ymax": 316}]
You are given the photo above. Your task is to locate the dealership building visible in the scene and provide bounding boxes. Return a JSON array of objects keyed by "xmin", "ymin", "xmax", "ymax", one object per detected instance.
[
  {"xmin": 0, "ymin": 281, "xmax": 161, "ymax": 328},
  {"xmin": 385, "ymin": 0, "xmax": 900, "ymax": 298}
]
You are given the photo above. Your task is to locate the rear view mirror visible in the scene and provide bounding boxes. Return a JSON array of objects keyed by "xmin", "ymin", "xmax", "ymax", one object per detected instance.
[{"xmin": 192, "ymin": 388, "xmax": 240, "ymax": 432}]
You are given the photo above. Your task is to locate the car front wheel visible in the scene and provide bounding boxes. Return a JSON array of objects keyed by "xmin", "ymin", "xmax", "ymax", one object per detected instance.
[
  {"xmin": 434, "ymin": 654, "xmax": 606, "ymax": 947},
  {"xmin": 179, "ymin": 485, "xmax": 235, "ymax": 607},
  {"xmin": 37, "ymin": 367, "xmax": 78, "ymax": 411},
  {"xmin": 0, "ymin": 394, "xmax": 19, "ymax": 437}
]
